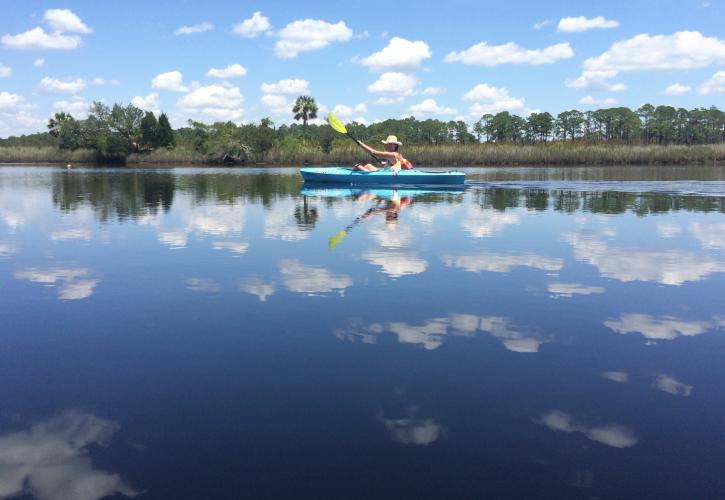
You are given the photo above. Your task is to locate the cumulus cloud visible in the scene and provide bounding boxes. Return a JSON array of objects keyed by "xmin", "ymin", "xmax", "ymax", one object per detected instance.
[
  {"xmin": 151, "ymin": 70, "xmax": 188, "ymax": 92},
  {"xmin": 362, "ymin": 250, "xmax": 428, "ymax": 277},
  {"xmin": 409, "ymin": 98, "xmax": 457, "ymax": 117},
  {"xmin": 548, "ymin": 282, "xmax": 605, "ymax": 297},
  {"xmin": 664, "ymin": 83, "xmax": 692, "ymax": 95},
  {"xmin": 260, "ymin": 78, "xmax": 310, "ymax": 95},
  {"xmin": 14, "ymin": 267, "xmax": 99, "ymax": 300},
  {"xmin": 212, "ymin": 241, "xmax": 249, "ymax": 255},
  {"xmin": 44, "ymin": 9, "xmax": 93, "ymax": 34},
  {"xmin": 0, "ymin": 91, "xmax": 27, "ymax": 109},
  {"xmin": 174, "ymin": 22, "xmax": 213, "ymax": 35},
  {"xmin": 2, "ymin": 9, "xmax": 91, "ymax": 50},
  {"xmin": 240, "ymin": 278, "xmax": 275, "ymax": 302},
  {"xmin": 557, "ymin": 16, "xmax": 619, "ymax": 33},
  {"xmin": 604, "ymin": 314, "xmax": 717, "ymax": 341},
  {"xmin": 36, "ymin": 76, "xmax": 86, "ymax": 94},
  {"xmin": 0, "ymin": 64, "xmax": 11, "ymax": 78},
  {"xmin": 131, "ymin": 93, "xmax": 160, "ymax": 114},
  {"xmin": 689, "ymin": 221, "xmax": 725, "ymax": 249},
  {"xmin": 533, "ymin": 19, "xmax": 553, "ymax": 30},
  {"xmin": 380, "ymin": 410, "xmax": 444, "ymax": 445},
  {"xmin": 602, "ymin": 371, "xmax": 629, "ymax": 383},
  {"xmin": 579, "ymin": 95, "xmax": 618, "ymax": 106},
  {"xmin": 563, "ymin": 230, "xmax": 725, "ymax": 285},
  {"xmin": 462, "ymin": 83, "xmax": 526, "ymax": 117},
  {"xmin": 368, "ymin": 72, "xmax": 418, "ymax": 95},
  {"xmin": 53, "ymin": 97, "xmax": 90, "ymax": 117},
  {"xmin": 260, "ymin": 93, "xmax": 292, "ymax": 115},
  {"xmin": 0, "ymin": 409, "xmax": 138, "ymax": 500},
  {"xmin": 565, "ymin": 70, "xmax": 626, "ymax": 91},
  {"xmin": 279, "ymin": 259, "xmax": 352, "ymax": 295},
  {"xmin": 185, "ymin": 277, "xmax": 220, "ymax": 293},
  {"xmin": 654, "ymin": 374, "xmax": 693, "ymax": 397},
  {"xmin": 583, "ymin": 31, "xmax": 725, "ymax": 72},
  {"xmin": 206, "ymin": 63, "xmax": 247, "ymax": 78},
  {"xmin": 698, "ymin": 70, "xmax": 725, "ymax": 95},
  {"xmin": 539, "ymin": 410, "xmax": 638, "ymax": 448},
  {"xmin": 442, "ymin": 252, "xmax": 563, "ymax": 274},
  {"xmin": 357, "ymin": 37, "xmax": 431, "ymax": 71},
  {"xmin": 275, "ymin": 19, "xmax": 353, "ymax": 58},
  {"xmin": 34, "ymin": 58, "xmax": 45, "ymax": 68},
  {"xmin": 444, "ymin": 41, "xmax": 573, "ymax": 66},
  {"xmin": 233, "ymin": 11, "xmax": 271, "ymax": 38},
  {"xmin": 373, "ymin": 96, "xmax": 404, "ymax": 105}
]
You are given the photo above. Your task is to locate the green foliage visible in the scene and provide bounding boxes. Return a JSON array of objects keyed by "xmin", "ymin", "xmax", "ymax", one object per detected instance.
[
  {"xmin": 140, "ymin": 112, "xmax": 159, "ymax": 148},
  {"xmin": 292, "ymin": 96, "xmax": 318, "ymax": 126},
  {"xmin": 158, "ymin": 113, "xmax": 175, "ymax": 148}
]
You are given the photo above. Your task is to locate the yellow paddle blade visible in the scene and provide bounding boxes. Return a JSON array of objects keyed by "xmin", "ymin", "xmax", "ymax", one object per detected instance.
[
  {"xmin": 327, "ymin": 112, "xmax": 347, "ymax": 134},
  {"xmin": 328, "ymin": 230, "xmax": 347, "ymax": 252}
]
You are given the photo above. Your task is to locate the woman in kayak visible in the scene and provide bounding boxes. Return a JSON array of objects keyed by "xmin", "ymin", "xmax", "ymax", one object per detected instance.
[{"xmin": 353, "ymin": 135, "xmax": 413, "ymax": 172}]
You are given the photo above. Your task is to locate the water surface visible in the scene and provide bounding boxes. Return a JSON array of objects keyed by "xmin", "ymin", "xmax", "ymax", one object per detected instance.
[{"xmin": 1, "ymin": 166, "xmax": 725, "ymax": 499}]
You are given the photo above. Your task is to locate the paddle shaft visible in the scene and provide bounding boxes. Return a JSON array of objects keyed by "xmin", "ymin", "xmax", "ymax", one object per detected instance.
[{"xmin": 345, "ymin": 132, "xmax": 384, "ymax": 166}]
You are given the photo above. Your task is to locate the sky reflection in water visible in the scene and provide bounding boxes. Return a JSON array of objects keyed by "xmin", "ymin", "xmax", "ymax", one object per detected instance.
[{"xmin": 1, "ymin": 166, "xmax": 725, "ymax": 499}]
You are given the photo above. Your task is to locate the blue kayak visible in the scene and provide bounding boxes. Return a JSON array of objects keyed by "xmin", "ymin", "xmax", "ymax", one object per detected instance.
[
  {"xmin": 300, "ymin": 167, "xmax": 465, "ymax": 185},
  {"xmin": 301, "ymin": 183, "xmax": 464, "ymax": 199}
]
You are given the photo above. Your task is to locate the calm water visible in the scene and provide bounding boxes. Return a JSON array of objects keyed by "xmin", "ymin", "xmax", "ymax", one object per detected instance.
[{"xmin": 1, "ymin": 165, "xmax": 725, "ymax": 499}]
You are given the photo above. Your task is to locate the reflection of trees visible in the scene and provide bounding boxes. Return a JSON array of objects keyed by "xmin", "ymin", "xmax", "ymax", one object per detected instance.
[
  {"xmin": 52, "ymin": 170, "xmax": 175, "ymax": 222},
  {"xmin": 294, "ymin": 196, "xmax": 318, "ymax": 229},
  {"xmin": 474, "ymin": 188, "xmax": 725, "ymax": 214},
  {"xmin": 175, "ymin": 172, "xmax": 301, "ymax": 207}
]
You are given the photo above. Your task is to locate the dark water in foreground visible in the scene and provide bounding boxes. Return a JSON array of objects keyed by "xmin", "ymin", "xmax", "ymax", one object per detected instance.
[{"xmin": 1, "ymin": 166, "xmax": 725, "ymax": 499}]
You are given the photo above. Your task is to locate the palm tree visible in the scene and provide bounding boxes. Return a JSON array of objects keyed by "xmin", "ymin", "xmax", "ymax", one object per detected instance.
[
  {"xmin": 292, "ymin": 96, "xmax": 318, "ymax": 127},
  {"xmin": 47, "ymin": 112, "xmax": 74, "ymax": 137}
]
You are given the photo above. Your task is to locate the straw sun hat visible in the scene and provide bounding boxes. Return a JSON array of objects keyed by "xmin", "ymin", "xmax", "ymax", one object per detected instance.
[{"xmin": 381, "ymin": 135, "xmax": 402, "ymax": 146}]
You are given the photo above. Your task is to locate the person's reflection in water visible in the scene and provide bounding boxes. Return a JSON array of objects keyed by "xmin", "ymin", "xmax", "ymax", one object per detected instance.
[{"xmin": 329, "ymin": 191, "xmax": 412, "ymax": 251}]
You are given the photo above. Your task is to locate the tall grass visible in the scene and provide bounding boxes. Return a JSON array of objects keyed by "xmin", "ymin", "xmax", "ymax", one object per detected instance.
[{"xmin": 1, "ymin": 143, "xmax": 723, "ymax": 166}]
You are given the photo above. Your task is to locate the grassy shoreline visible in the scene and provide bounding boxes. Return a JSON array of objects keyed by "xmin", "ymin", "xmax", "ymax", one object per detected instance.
[{"xmin": 1, "ymin": 143, "xmax": 723, "ymax": 167}]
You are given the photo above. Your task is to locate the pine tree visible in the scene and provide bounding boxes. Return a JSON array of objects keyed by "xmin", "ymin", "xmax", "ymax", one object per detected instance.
[
  {"xmin": 157, "ymin": 113, "xmax": 175, "ymax": 148},
  {"xmin": 140, "ymin": 111, "xmax": 159, "ymax": 148}
]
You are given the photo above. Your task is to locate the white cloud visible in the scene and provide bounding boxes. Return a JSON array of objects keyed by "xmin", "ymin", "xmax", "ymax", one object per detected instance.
[
  {"xmin": 53, "ymin": 97, "xmax": 90, "ymax": 117},
  {"xmin": 557, "ymin": 16, "xmax": 619, "ymax": 33},
  {"xmin": 260, "ymin": 94, "xmax": 291, "ymax": 115},
  {"xmin": 533, "ymin": 19, "xmax": 552, "ymax": 30},
  {"xmin": 362, "ymin": 250, "xmax": 428, "ymax": 277},
  {"xmin": 690, "ymin": 221, "xmax": 725, "ymax": 249},
  {"xmin": 444, "ymin": 41, "xmax": 573, "ymax": 66},
  {"xmin": 0, "ymin": 64, "xmax": 11, "ymax": 78},
  {"xmin": 442, "ymin": 252, "xmax": 563, "ymax": 274},
  {"xmin": 698, "ymin": 70, "xmax": 725, "ymax": 95},
  {"xmin": 564, "ymin": 231, "xmax": 725, "ymax": 285},
  {"xmin": 664, "ymin": 83, "xmax": 692, "ymax": 95},
  {"xmin": 548, "ymin": 282, "xmax": 605, "ymax": 297},
  {"xmin": 604, "ymin": 314, "xmax": 713, "ymax": 341},
  {"xmin": 131, "ymin": 93, "xmax": 160, "ymax": 114},
  {"xmin": 540, "ymin": 411, "xmax": 638, "ymax": 448},
  {"xmin": 44, "ymin": 9, "xmax": 92, "ymax": 34},
  {"xmin": 2, "ymin": 9, "xmax": 91, "ymax": 50},
  {"xmin": 579, "ymin": 95, "xmax": 618, "ymax": 106},
  {"xmin": 36, "ymin": 76, "xmax": 86, "ymax": 94},
  {"xmin": 0, "ymin": 409, "xmax": 138, "ymax": 500},
  {"xmin": 275, "ymin": 19, "xmax": 353, "ymax": 58},
  {"xmin": 240, "ymin": 278, "xmax": 275, "ymax": 302},
  {"xmin": 565, "ymin": 70, "xmax": 626, "ymax": 91},
  {"xmin": 368, "ymin": 72, "xmax": 418, "ymax": 95},
  {"xmin": 151, "ymin": 70, "xmax": 187, "ymax": 92},
  {"xmin": 260, "ymin": 78, "xmax": 310, "ymax": 95},
  {"xmin": 357, "ymin": 37, "xmax": 431, "ymax": 71},
  {"xmin": 279, "ymin": 259, "xmax": 352, "ymax": 295},
  {"xmin": 583, "ymin": 31, "xmax": 725, "ymax": 72},
  {"xmin": 185, "ymin": 278, "xmax": 220, "ymax": 293},
  {"xmin": 381, "ymin": 412, "xmax": 444, "ymax": 445},
  {"xmin": 178, "ymin": 84, "xmax": 244, "ymax": 122},
  {"xmin": 233, "ymin": 11, "xmax": 271, "ymax": 38},
  {"xmin": 89, "ymin": 77, "xmax": 119, "ymax": 86},
  {"xmin": 212, "ymin": 241, "xmax": 249, "ymax": 254},
  {"xmin": 421, "ymin": 86, "xmax": 444, "ymax": 95},
  {"xmin": 602, "ymin": 371, "xmax": 629, "ymax": 383},
  {"xmin": 1, "ymin": 27, "xmax": 81, "ymax": 50},
  {"xmin": 33, "ymin": 58, "xmax": 45, "ymax": 68},
  {"xmin": 654, "ymin": 374, "xmax": 693, "ymax": 397},
  {"xmin": 460, "ymin": 207, "xmax": 520, "ymax": 238},
  {"xmin": 463, "ymin": 83, "xmax": 526, "ymax": 117},
  {"xmin": 15, "ymin": 267, "xmax": 99, "ymax": 300},
  {"xmin": 206, "ymin": 63, "xmax": 247, "ymax": 79},
  {"xmin": 656, "ymin": 221, "xmax": 682, "ymax": 238},
  {"xmin": 373, "ymin": 96, "xmax": 404, "ymax": 105},
  {"xmin": 175, "ymin": 22, "xmax": 213, "ymax": 35},
  {"xmin": 409, "ymin": 98, "xmax": 457, "ymax": 117}
]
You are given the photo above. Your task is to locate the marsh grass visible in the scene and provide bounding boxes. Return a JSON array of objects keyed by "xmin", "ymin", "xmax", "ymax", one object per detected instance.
[{"xmin": 1, "ymin": 143, "xmax": 723, "ymax": 166}]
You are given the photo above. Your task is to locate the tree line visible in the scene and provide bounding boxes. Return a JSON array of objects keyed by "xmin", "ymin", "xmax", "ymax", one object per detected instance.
[{"xmin": 0, "ymin": 97, "xmax": 722, "ymax": 163}]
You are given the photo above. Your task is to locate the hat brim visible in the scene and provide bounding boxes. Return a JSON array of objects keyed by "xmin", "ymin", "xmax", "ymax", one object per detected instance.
[{"xmin": 381, "ymin": 140, "xmax": 402, "ymax": 145}]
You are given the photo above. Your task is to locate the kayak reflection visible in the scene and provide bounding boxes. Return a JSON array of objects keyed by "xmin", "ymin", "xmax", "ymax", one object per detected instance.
[{"xmin": 301, "ymin": 183, "xmax": 465, "ymax": 251}]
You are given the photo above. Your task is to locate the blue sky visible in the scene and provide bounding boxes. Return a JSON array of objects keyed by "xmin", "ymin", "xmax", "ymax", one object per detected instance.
[{"xmin": 0, "ymin": 0, "xmax": 723, "ymax": 137}]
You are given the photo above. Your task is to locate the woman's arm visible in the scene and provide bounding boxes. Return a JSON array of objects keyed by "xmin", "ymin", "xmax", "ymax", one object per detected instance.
[{"xmin": 357, "ymin": 140, "xmax": 397, "ymax": 161}]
